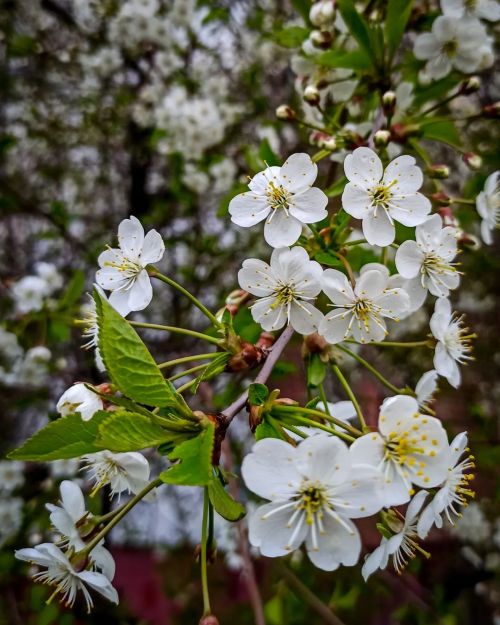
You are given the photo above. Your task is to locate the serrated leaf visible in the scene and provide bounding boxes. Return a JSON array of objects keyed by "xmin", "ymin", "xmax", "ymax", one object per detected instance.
[
  {"xmin": 307, "ymin": 354, "xmax": 327, "ymax": 387},
  {"xmin": 8, "ymin": 412, "xmax": 108, "ymax": 461},
  {"xmin": 95, "ymin": 290, "xmax": 189, "ymax": 412},
  {"xmin": 420, "ymin": 119, "xmax": 461, "ymax": 149},
  {"xmin": 191, "ymin": 352, "xmax": 231, "ymax": 394},
  {"xmin": 271, "ymin": 26, "xmax": 309, "ymax": 48},
  {"xmin": 248, "ymin": 383, "xmax": 269, "ymax": 406},
  {"xmin": 159, "ymin": 423, "xmax": 215, "ymax": 486},
  {"xmin": 96, "ymin": 410, "xmax": 186, "ymax": 452},
  {"xmin": 315, "ymin": 49, "xmax": 372, "ymax": 70},
  {"xmin": 385, "ymin": 0, "xmax": 413, "ymax": 61},
  {"xmin": 208, "ymin": 473, "xmax": 246, "ymax": 521}
]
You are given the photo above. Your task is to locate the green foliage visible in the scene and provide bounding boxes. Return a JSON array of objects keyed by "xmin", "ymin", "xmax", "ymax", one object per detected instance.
[
  {"xmin": 255, "ymin": 419, "xmax": 286, "ymax": 440},
  {"xmin": 307, "ymin": 353, "xmax": 327, "ymax": 387},
  {"xmin": 385, "ymin": 0, "xmax": 413, "ymax": 62},
  {"xmin": 271, "ymin": 26, "xmax": 309, "ymax": 48},
  {"xmin": 315, "ymin": 49, "xmax": 372, "ymax": 71},
  {"xmin": 420, "ymin": 119, "xmax": 462, "ymax": 149},
  {"xmin": 159, "ymin": 423, "xmax": 215, "ymax": 486},
  {"xmin": 59, "ymin": 270, "xmax": 85, "ymax": 309},
  {"xmin": 336, "ymin": 0, "xmax": 383, "ymax": 68},
  {"xmin": 233, "ymin": 307, "xmax": 262, "ymax": 343},
  {"xmin": 248, "ymin": 382, "xmax": 269, "ymax": 406},
  {"xmin": 208, "ymin": 471, "xmax": 246, "ymax": 521},
  {"xmin": 191, "ymin": 352, "xmax": 232, "ymax": 393},
  {"xmin": 94, "ymin": 289, "xmax": 189, "ymax": 414},
  {"xmin": 8, "ymin": 412, "xmax": 108, "ymax": 461}
]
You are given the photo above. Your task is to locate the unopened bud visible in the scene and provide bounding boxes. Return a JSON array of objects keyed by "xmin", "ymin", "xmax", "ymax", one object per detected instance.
[
  {"xmin": 458, "ymin": 232, "xmax": 481, "ymax": 250},
  {"xmin": 309, "ymin": 0, "xmax": 335, "ymax": 27},
  {"xmin": 373, "ymin": 129, "xmax": 391, "ymax": 147},
  {"xmin": 276, "ymin": 104, "xmax": 297, "ymax": 121},
  {"xmin": 462, "ymin": 152, "xmax": 482, "ymax": 170},
  {"xmin": 274, "ymin": 397, "xmax": 299, "ymax": 407},
  {"xmin": 390, "ymin": 123, "xmax": 422, "ymax": 143},
  {"xmin": 226, "ymin": 341, "xmax": 265, "ymax": 372},
  {"xmin": 382, "ymin": 90, "xmax": 397, "ymax": 116},
  {"xmin": 256, "ymin": 332, "xmax": 275, "ymax": 350},
  {"xmin": 431, "ymin": 191, "xmax": 452, "ymax": 206},
  {"xmin": 199, "ymin": 616, "xmax": 220, "ymax": 625},
  {"xmin": 317, "ymin": 132, "xmax": 337, "ymax": 150},
  {"xmin": 310, "ymin": 29, "xmax": 332, "ymax": 49},
  {"xmin": 302, "ymin": 333, "xmax": 329, "ymax": 357},
  {"xmin": 303, "ymin": 85, "xmax": 321, "ymax": 106},
  {"xmin": 437, "ymin": 205, "xmax": 457, "ymax": 227},
  {"xmin": 459, "ymin": 76, "xmax": 480, "ymax": 95},
  {"xmin": 95, "ymin": 382, "xmax": 112, "ymax": 395},
  {"xmin": 342, "ymin": 129, "xmax": 364, "ymax": 149},
  {"xmin": 483, "ymin": 102, "xmax": 500, "ymax": 118},
  {"xmin": 427, "ymin": 164, "xmax": 450, "ymax": 179}
]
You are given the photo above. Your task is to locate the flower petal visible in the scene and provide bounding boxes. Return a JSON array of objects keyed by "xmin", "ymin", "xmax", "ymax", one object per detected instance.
[
  {"xmin": 289, "ymin": 187, "xmax": 328, "ymax": 223},
  {"xmin": 363, "ymin": 211, "xmax": 395, "ymax": 247},
  {"xmin": 140, "ymin": 229, "xmax": 165, "ymax": 265},
  {"xmin": 264, "ymin": 211, "xmax": 303, "ymax": 248},
  {"xmin": 344, "ymin": 147, "xmax": 383, "ymax": 188},
  {"xmin": 118, "ymin": 216, "xmax": 145, "ymax": 260},
  {"xmin": 279, "ymin": 153, "xmax": 318, "ymax": 193}
]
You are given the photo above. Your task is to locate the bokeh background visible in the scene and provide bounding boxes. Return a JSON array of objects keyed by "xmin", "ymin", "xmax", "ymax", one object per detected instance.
[{"xmin": 0, "ymin": 1, "xmax": 499, "ymax": 624}]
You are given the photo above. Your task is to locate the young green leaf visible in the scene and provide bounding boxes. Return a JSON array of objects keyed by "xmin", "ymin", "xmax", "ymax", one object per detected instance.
[
  {"xmin": 316, "ymin": 49, "xmax": 372, "ymax": 71},
  {"xmin": 336, "ymin": 0, "xmax": 374, "ymax": 58},
  {"xmin": 420, "ymin": 119, "xmax": 462, "ymax": 149},
  {"xmin": 385, "ymin": 0, "xmax": 413, "ymax": 62},
  {"xmin": 307, "ymin": 353, "xmax": 327, "ymax": 387},
  {"xmin": 248, "ymin": 383, "xmax": 270, "ymax": 406},
  {"xmin": 254, "ymin": 420, "xmax": 286, "ymax": 441},
  {"xmin": 159, "ymin": 423, "xmax": 215, "ymax": 486},
  {"xmin": 271, "ymin": 26, "xmax": 309, "ymax": 48},
  {"xmin": 94, "ymin": 289, "xmax": 190, "ymax": 413},
  {"xmin": 190, "ymin": 352, "xmax": 232, "ymax": 394},
  {"xmin": 8, "ymin": 412, "xmax": 108, "ymax": 461},
  {"xmin": 208, "ymin": 472, "xmax": 246, "ymax": 521}
]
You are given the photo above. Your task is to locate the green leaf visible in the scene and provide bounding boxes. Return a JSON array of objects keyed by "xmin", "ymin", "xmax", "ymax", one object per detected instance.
[
  {"xmin": 233, "ymin": 307, "xmax": 262, "ymax": 343},
  {"xmin": 159, "ymin": 423, "xmax": 215, "ymax": 486},
  {"xmin": 314, "ymin": 251, "xmax": 342, "ymax": 267},
  {"xmin": 96, "ymin": 410, "xmax": 184, "ymax": 452},
  {"xmin": 385, "ymin": 0, "xmax": 413, "ymax": 61},
  {"xmin": 8, "ymin": 412, "xmax": 108, "ymax": 461},
  {"xmin": 325, "ymin": 176, "xmax": 348, "ymax": 197},
  {"xmin": 258, "ymin": 138, "xmax": 281, "ymax": 167},
  {"xmin": 271, "ymin": 26, "xmax": 309, "ymax": 48},
  {"xmin": 95, "ymin": 290, "xmax": 189, "ymax": 412},
  {"xmin": 307, "ymin": 354, "xmax": 327, "ymax": 387},
  {"xmin": 336, "ymin": 0, "xmax": 374, "ymax": 58},
  {"xmin": 255, "ymin": 420, "xmax": 286, "ymax": 441},
  {"xmin": 420, "ymin": 119, "xmax": 461, "ymax": 149},
  {"xmin": 291, "ymin": 0, "xmax": 312, "ymax": 23},
  {"xmin": 315, "ymin": 49, "xmax": 372, "ymax": 70},
  {"xmin": 59, "ymin": 270, "xmax": 85, "ymax": 309},
  {"xmin": 248, "ymin": 383, "xmax": 269, "ymax": 406},
  {"xmin": 191, "ymin": 352, "xmax": 231, "ymax": 394},
  {"xmin": 208, "ymin": 472, "xmax": 246, "ymax": 521}
]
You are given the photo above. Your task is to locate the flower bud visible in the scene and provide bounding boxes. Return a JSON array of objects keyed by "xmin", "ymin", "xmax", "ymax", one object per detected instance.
[
  {"xmin": 310, "ymin": 29, "xmax": 333, "ymax": 49},
  {"xmin": 276, "ymin": 104, "xmax": 297, "ymax": 121},
  {"xmin": 303, "ymin": 85, "xmax": 321, "ymax": 106},
  {"xmin": 431, "ymin": 191, "xmax": 451, "ymax": 206},
  {"xmin": 462, "ymin": 152, "xmax": 482, "ymax": 171},
  {"xmin": 317, "ymin": 132, "xmax": 337, "ymax": 150},
  {"xmin": 373, "ymin": 129, "xmax": 391, "ymax": 147},
  {"xmin": 199, "ymin": 616, "xmax": 220, "ymax": 625},
  {"xmin": 458, "ymin": 232, "xmax": 481, "ymax": 250},
  {"xmin": 427, "ymin": 164, "xmax": 450, "ymax": 179},
  {"xmin": 483, "ymin": 102, "xmax": 500, "ymax": 118},
  {"xmin": 382, "ymin": 90, "xmax": 397, "ymax": 116},
  {"xmin": 256, "ymin": 332, "xmax": 275, "ymax": 350},
  {"xmin": 390, "ymin": 123, "xmax": 422, "ymax": 143},
  {"xmin": 437, "ymin": 205, "xmax": 457, "ymax": 227},
  {"xmin": 226, "ymin": 342, "xmax": 265, "ymax": 372},
  {"xmin": 459, "ymin": 76, "xmax": 481, "ymax": 95},
  {"xmin": 309, "ymin": 0, "xmax": 335, "ymax": 27}
]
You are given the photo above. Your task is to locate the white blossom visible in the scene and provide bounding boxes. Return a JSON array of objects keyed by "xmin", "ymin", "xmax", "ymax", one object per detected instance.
[
  {"xmin": 430, "ymin": 298, "xmax": 473, "ymax": 388},
  {"xmin": 342, "ymin": 148, "xmax": 431, "ymax": 246},
  {"xmin": 441, "ymin": 0, "xmax": 500, "ymax": 21},
  {"xmin": 96, "ymin": 215, "xmax": 165, "ymax": 315},
  {"xmin": 318, "ymin": 266, "xmax": 409, "ymax": 344},
  {"xmin": 362, "ymin": 491, "xmax": 429, "ymax": 579},
  {"xmin": 11, "ymin": 275, "xmax": 49, "ymax": 314},
  {"xmin": 395, "ymin": 214, "xmax": 460, "ymax": 298},
  {"xmin": 229, "ymin": 153, "xmax": 328, "ymax": 248},
  {"xmin": 415, "ymin": 370, "xmax": 439, "ymax": 410},
  {"xmin": 82, "ymin": 451, "xmax": 150, "ymax": 500},
  {"xmin": 417, "ymin": 432, "xmax": 475, "ymax": 538},
  {"xmin": 238, "ymin": 246, "xmax": 324, "ymax": 334},
  {"xmin": 34, "ymin": 262, "xmax": 63, "ymax": 295},
  {"xmin": 0, "ymin": 497, "xmax": 23, "ymax": 545},
  {"xmin": 350, "ymin": 395, "xmax": 449, "ymax": 506},
  {"xmin": 476, "ymin": 171, "xmax": 499, "ymax": 245},
  {"xmin": 15, "ymin": 543, "xmax": 118, "ymax": 613},
  {"xmin": 414, "ymin": 16, "xmax": 492, "ymax": 81},
  {"xmin": 242, "ymin": 436, "xmax": 384, "ymax": 571},
  {"xmin": 0, "ymin": 460, "xmax": 25, "ymax": 492},
  {"xmin": 57, "ymin": 383, "xmax": 103, "ymax": 422}
]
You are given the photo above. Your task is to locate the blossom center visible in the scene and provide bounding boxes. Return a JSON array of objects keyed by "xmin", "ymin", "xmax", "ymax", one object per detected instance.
[
  {"xmin": 266, "ymin": 181, "xmax": 291, "ymax": 213},
  {"xmin": 296, "ymin": 482, "xmax": 328, "ymax": 525},
  {"xmin": 273, "ymin": 283, "xmax": 297, "ymax": 306},
  {"xmin": 442, "ymin": 39, "xmax": 458, "ymax": 58},
  {"xmin": 384, "ymin": 431, "xmax": 424, "ymax": 466},
  {"xmin": 370, "ymin": 184, "xmax": 393, "ymax": 208},
  {"xmin": 443, "ymin": 315, "xmax": 474, "ymax": 362}
]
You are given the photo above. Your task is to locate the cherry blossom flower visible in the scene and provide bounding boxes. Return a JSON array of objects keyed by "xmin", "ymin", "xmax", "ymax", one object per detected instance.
[
  {"xmin": 0, "ymin": 460, "xmax": 25, "ymax": 493},
  {"xmin": 238, "ymin": 246, "xmax": 324, "ymax": 334},
  {"xmin": 341, "ymin": 148, "xmax": 431, "ymax": 247},
  {"xmin": 15, "ymin": 543, "xmax": 118, "ymax": 613},
  {"xmin": 229, "ymin": 153, "xmax": 328, "ymax": 248},
  {"xmin": 318, "ymin": 267, "xmax": 409, "ymax": 344},
  {"xmin": 395, "ymin": 214, "xmax": 460, "ymax": 298},
  {"xmin": 96, "ymin": 215, "xmax": 165, "ymax": 315},
  {"xmin": 242, "ymin": 436, "xmax": 384, "ymax": 571},
  {"xmin": 362, "ymin": 491, "xmax": 429, "ymax": 579},
  {"xmin": 46, "ymin": 481, "xmax": 115, "ymax": 580},
  {"xmin": 415, "ymin": 370, "xmax": 439, "ymax": 410},
  {"xmin": 430, "ymin": 298, "xmax": 474, "ymax": 388},
  {"xmin": 417, "ymin": 432, "xmax": 475, "ymax": 538},
  {"xmin": 414, "ymin": 16, "xmax": 492, "ymax": 81},
  {"xmin": 82, "ymin": 451, "xmax": 150, "ymax": 500},
  {"xmin": 57, "ymin": 383, "xmax": 103, "ymax": 422},
  {"xmin": 476, "ymin": 171, "xmax": 499, "ymax": 245},
  {"xmin": 441, "ymin": 0, "xmax": 500, "ymax": 21},
  {"xmin": 350, "ymin": 395, "xmax": 449, "ymax": 506}
]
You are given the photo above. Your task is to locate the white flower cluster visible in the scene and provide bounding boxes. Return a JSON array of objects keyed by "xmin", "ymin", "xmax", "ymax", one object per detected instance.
[
  {"xmin": 0, "ymin": 327, "xmax": 52, "ymax": 388},
  {"xmin": 0, "ymin": 460, "xmax": 25, "ymax": 547},
  {"xmin": 10, "ymin": 262, "xmax": 63, "ymax": 315}
]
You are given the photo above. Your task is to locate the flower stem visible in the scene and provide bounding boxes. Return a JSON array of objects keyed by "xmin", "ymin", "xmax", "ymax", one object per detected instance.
[
  {"xmin": 343, "ymin": 239, "xmax": 366, "ymax": 247},
  {"xmin": 129, "ymin": 321, "xmax": 220, "ymax": 345},
  {"xmin": 308, "ymin": 223, "xmax": 327, "ymax": 249},
  {"xmin": 337, "ymin": 344, "xmax": 414, "ymax": 396},
  {"xmin": 344, "ymin": 339, "xmax": 431, "ymax": 348},
  {"xmin": 168, "ymin": 363, "xmax": 210, "ymax": 383},
  {"xmin": 272, "ymin": 404, "xmax": 361, "ymax": 437},
  {"xmin": 451, "ymin": 197, "xmax": 476, "ymax": 206},
  {"xmin": 276, "ymin": 413, "xmax": 355, "ymax": 442},
  {"xmin": 312, "ymin": 148, "xmax": 331, "ymax": 162},
  {"xmin": 421, "ymin": 92, "xmax": 460, "ymax": 116},
  {"xmin": 331, "ymin": 364, "xmax": 367, "ymax": 431},
  {"xmin": 318, "ymin": 383, "xmax": 330, "ymax": 414},
  {"xmin": 150, "ymin": 270, "xmax": 221, "ymax": 328},
  {"xmin": 176, "ymin": 378, "xmax": 199, "ymax": 393},
  {"xmin": 201, "ymin": 487, "xmax": 212, "ymax": 616},
  {"xmin": 333, "ymin": 252, "xmax": 356, "ymax": 287},
  {"xmin": 158, "ymin": 352, "xmax": 219, "ymax": 370},
  {"xmin": 81, "ymin": 478, "xmax": 162, "ymax": 556}
]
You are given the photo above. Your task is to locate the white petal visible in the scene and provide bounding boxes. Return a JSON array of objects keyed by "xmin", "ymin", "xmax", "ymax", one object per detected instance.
[
  {"xmin": 383, "ymin": 155, "xmax": 423, "ymax": 193},
  {"xmin": 140, "ymin": 229, "xmax": 165, "ymax": 265},
  {"xmin": 118, "ymin": 216, "xmax": 144, "ymax": 260},
  {"xmin": 321, "ymin": 269, "xmax": 355, "ymax": 304},
  {"xmin": 330, "ymin": 464, "xmax": 384, "ymax": 518},
  {"xmin": 289, "ymin": 301, "xmax": 323, "ymax": 334},
  {"xmin": 344, "ymin": 147, "xmax": 383, "ymax": 187},
  {"xmin": 264, "ymin": 211, "xmax": 303, "ymax": 248},
  {"xmin": 238, "ymin": 259, "xmax": 275, "ymax": 297},
  {"xmin": 342, "ymin": 184, "xmax": 373, "ymax": 219},
  {"xmin": 306, "ymin": 516, "xmax": 361, "ymax": 570},
  {"xmin": 378, "ymin": 395, "xmax": 419, "ymax": 436},
  {"xmin": 319, "ymin": 310, "xmax": 352, "ymax": 344},
  {"xmin": 78, "ymin": 570, "xmax": 119, "ymax": 604},
  {"xmin": 374, "ymin": 288, "xmax": 410, "ymax": 318},
  {"xmin": 363, "ymin": 211, "xmax": 395, "ymax": 247},
  {"xmin": 60, "ymin": 481, "xmax": 86, "ymax": 521},
  {"xmin": 294, "ymin": 435, "xmax": 350, "ymax": 485},
  {"xmin": 362, "ymin": 540, "xmax": 390, "ymax": 580},
  {"xmin": 248, "ymin": 167, "xmax": 280, "ymax": 194},
  {"xmin": 127, "ymin": 270, "xmax": 153, "ymax": 311},
  {"xmin": 395, "ymin": 241, "xmax": 424, "ymax": 278},
  {"xmin": 251, "ymin": 297, "xmax": 287, "ymax": 331},
  {"xmin": 414, "ymin": 33, "xmax": 440, "ymax": 60},
  {"xmin": 289, "ymin": 187, "xmax": 328, "ymax": 223},
  {"xmin": 279, "ymin": 153, "xmax": 318, "ymax": 193},
  {"xmin": 229, "ymin": 192, "xmax": 270, "ymax": 226},
  {"xmin": 107, "ymin": 289, "xmax": 132, "ymax": 317},
  {"xmin": 248, "ymin": 502, "xmax": 308, "ymax": 557},
  {"xmin": 355, "ymin": 269, "xmax": 387, "ymax": 299},
  {"xmin": 389, "ymin": 194, "xmax": 431, "ymax": 226}
]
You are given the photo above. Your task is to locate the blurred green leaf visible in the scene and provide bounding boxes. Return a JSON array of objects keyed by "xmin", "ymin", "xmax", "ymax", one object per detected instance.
[
  {"xmin": 208, "ymin": 471, "xmax": 246, "ymax": 521},
  {"xmin": 59, "ymin": 270, "xmax": 85, "ymax": 309},
  {"xmin": 420, "ymin": 119, "xmax": 461, "ymax": 149},
  {"xmin": 271, "ymin": 26, "xmax": 309, "ymax": 48},
  {"xmin": 316, "ymin": 49, "xmax": 372, "ymax": 70},
  {"xmin": 307, "ymin": 353, "xmax": 327, "ymax": 387},
  {"xmin": 385, "ymin": 0, "xmax": 413, "ymax": 61}
]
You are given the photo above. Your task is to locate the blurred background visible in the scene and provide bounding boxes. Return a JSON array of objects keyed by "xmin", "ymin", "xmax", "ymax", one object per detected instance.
[{"xmin": 0, "ymin": 1, "xmax": 499, "ymax": 624}]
